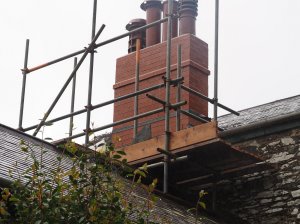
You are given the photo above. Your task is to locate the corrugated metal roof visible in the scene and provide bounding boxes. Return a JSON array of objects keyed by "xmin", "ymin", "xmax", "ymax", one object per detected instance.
[{"xmin": 218, "ymin": 94, "xmax": 300, "ymax": 130}]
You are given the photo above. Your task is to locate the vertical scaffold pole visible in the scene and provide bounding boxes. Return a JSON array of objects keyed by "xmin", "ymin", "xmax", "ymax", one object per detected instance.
[
  {"xmin": 213, "ymin": 0, "xmax": 219, "ymax": 121},
  {"xmin": 85, "ymin": 0, "xmax": 98, "ymax": 145},
  {"xmin": 32, "ymin": 25, "xmax": 105, "ymax": 137},
  {"xmin": 18, "ymin": 39, "xmax": 30, "ymax": 130},
  {"xmin": 163, "ymin": 0, "xmax": 173, "ymax": 194},
  {"xmin": 133, "ymin": 38, "xmax": 141, "ymax": 140},
  {"xmin": 69, "ymin": 57, "xmax": 77, "ymax": 137},
  {"xmin": 176, "ymin": 44, "xmax": 182, "ymax": 131},
  {"xmin": 212, "ymin": 182, "xmax": 217, "ymax": 211}
]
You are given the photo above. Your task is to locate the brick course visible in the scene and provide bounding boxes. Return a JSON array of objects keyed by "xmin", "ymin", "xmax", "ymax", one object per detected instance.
[{"xmin": 113, "ymin": 34, "xmax": 210, "ymax": 147}]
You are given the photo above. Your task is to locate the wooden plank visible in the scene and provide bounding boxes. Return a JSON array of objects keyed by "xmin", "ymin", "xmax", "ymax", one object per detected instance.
[
  {"xmin": 122, "ymin": 122, "xmax": 217, "ymax": 163},
  {"xmin": 170, "ymin": 122, "xmax": 217, "ymax": 150},
  {"xmin": 123, "ymin": 136, "xmax": 164, "ymax": 164}
]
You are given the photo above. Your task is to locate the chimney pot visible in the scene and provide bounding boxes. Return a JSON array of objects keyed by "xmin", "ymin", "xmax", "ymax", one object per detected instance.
[
  {"xmin": 179, "ymin": 0, "xmax": 198, "ymax": 35},
  {"xmin": 126, "ymin": 19, "xmax": 146, "ymax": 53},
  {"xmin": 140, "ymin": 0, "xmax": 162, "ymax": 47}
]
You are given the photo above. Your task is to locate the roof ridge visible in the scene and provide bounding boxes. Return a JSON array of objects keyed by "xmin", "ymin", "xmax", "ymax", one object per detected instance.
[
  {"xmin": 0, "ymin": 123, "xmax": 57, "ymax": 149},
  {"xmin": 219, "ymin": 94, "xmax": 300, "ymax": 118}
]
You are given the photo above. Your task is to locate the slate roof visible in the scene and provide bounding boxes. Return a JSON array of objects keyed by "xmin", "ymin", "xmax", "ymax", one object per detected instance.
[
  {"xmin": 3, "ymin": 95, "xmax": 299, "ymax": 223},
  {"xmin": 0, "ymin": 123, "xmax": 72, "ymax": 185},
  {"xmin": 126, "ymin": 182, "xmax": 219, "ymax": 224},
  {"xmin": 0, "ymin": 123, "xmax": 219, "ymax": 224},
  {"xmin": 218, "ymin": 94, "xmax": 300, "ymax": 130}
]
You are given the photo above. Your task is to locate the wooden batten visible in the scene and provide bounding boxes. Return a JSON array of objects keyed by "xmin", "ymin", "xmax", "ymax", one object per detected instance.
[{"xmin": 122, "ymin": 122, "xmax": 218, "ymax": 164}]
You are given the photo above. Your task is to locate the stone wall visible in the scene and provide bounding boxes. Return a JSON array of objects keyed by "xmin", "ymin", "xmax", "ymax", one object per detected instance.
[{"xmin": 218, "ymin": 128, "xmax": 300, "ymax": 224}]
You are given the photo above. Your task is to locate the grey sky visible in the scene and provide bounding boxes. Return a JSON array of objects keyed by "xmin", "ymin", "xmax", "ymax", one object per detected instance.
[{"xmin": 0, "ymin": 0, "xmax": 299, "ymax": 142}]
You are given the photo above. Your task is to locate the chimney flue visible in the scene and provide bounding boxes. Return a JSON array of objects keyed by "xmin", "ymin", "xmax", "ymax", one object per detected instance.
[
  {"xmin": 141, "ymin": 0, "xmax": 162, "ymax": 47},
  {"xmin": 162, "ymin": 0, "xmax": 179, "ymax": 42},
  {"xmin": 179, "ymin": 0, "xmax": 198, "ymax": 35},
  {"xmin": 126, "ymin": 19, "xmax": 146, "ymax": 53}
]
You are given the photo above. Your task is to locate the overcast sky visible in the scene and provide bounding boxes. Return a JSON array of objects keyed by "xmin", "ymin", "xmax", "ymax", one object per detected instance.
[{"xmin": 0, "ymin": 0, "xmax": 299, "ymax": 142}]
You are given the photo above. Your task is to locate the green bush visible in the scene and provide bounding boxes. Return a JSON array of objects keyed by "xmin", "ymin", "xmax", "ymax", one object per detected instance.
[{"xmin": 0, "ymin": 140, "xmax": 159, "ymax": 224}]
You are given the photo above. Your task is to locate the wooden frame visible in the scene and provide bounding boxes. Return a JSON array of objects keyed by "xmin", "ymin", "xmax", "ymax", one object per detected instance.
[{"xmin": 122, "ymin": 122, "xmax": 218, "ymax": 163}]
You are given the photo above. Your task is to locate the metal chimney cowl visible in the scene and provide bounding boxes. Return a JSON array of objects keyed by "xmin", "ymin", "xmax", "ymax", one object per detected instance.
[
  {"xmin": 140, "ymin": 0, "xmax": 162, "ymax": 47},
  {"xmin": 126, "ymin": 19, "xmax": 146, "ymax": 53}
]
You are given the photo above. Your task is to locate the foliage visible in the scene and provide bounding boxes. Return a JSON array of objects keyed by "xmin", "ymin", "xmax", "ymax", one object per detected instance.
[
  {"xmin": 187, "ymin": 190, "xmax": 208, "ymax": 224},
  {"xmin": 0, "ymin": 139, "xmax": 160, "ymax": 224}
]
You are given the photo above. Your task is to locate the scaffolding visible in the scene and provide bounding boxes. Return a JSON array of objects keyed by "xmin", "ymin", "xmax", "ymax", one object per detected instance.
[{"xmin": 17, "ymin": 0, "xmax": 241, "ymax": 195}]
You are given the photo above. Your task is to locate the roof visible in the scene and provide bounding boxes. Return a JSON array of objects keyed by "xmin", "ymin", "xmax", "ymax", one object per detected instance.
[
  {"xmin": 4, "ymin": 94, "xmax": 299, "ymax": 223},
  {"xmin": 0, "ymin": 123, "xmax": 72, "ymax": 185},
  {"xmin": 0, "ymin": 123, "xmax": 220, "ymax": 224},
  {"xmin": 127, "ymin": 182, "xmax": 220, "ymax": 224},
  {"xmin": 218, "ymin": 94, "xmax": 300, "ymax": 130}
]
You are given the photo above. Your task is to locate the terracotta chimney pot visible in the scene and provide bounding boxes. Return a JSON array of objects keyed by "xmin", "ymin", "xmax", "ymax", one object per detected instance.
[
  {"xmin": 179, "ymin": 0, "xmax": 198, "ymax": 35},
  {"xmin": 141, "ymin": 0, "xmax": 162, "ymax": 47}
]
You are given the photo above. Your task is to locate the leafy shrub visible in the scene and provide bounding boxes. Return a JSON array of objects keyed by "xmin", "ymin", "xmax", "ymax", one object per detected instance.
[{"xmin": 0, "ymin": 139, "xmax": 159, "ymax": 224}]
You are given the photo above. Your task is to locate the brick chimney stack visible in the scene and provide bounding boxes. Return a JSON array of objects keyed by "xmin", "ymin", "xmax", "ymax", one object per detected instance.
[
  {"xmin": 140, "ymin": 0, "xmax": 162, "ymax": 47},
  {"xmin": 162, "ymin": 0, "xmax": 179, "ymax": 42},
  {"xmin": 179, "ymin": 0, "xmax": 198, "ymax": 35},
  {"xmin": 126, "ymin": 19, "xmax": 146, "ymax": 53},
  {"xmin": 113, "ymin": 0, "xmax": 209, "ymax": 147}
]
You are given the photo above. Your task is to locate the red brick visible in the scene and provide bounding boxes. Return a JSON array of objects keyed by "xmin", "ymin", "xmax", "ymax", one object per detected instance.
[{"xmin": 112, "ymin": 34, "xmax": 210, "ymax": 147}]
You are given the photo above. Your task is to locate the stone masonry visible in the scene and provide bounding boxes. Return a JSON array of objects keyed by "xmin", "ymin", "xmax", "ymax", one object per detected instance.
[{"xmin": 218, "ymin": 128, "xmax": 300, "ymax": 224}]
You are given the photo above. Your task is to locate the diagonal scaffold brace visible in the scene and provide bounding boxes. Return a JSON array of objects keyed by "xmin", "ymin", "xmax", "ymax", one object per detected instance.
[{"xmin": 32, "ymin": 24, "xmax": 106, "ymax": 137}]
